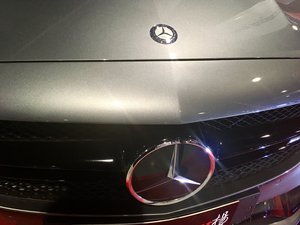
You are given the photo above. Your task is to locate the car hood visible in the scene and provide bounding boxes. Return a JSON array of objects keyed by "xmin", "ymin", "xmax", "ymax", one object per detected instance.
[
  {"xmin": 0, "ymin": 0, "xmax": 300, "ymax": 61},
  {"xmin": 0, "ymin": 60, "xmax": 300, "ymax": 124}
]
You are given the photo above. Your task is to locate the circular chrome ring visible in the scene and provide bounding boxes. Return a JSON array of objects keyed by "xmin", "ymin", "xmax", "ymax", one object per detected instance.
[{"xmin": 126, "ymin": 140, "xmax": 215, "ymax": 206}]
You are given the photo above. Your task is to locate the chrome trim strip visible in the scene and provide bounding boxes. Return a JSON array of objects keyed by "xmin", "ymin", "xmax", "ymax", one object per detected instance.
[{"xmin": 1, "ymin": 57, "xmax": 300, "ymax": 63}]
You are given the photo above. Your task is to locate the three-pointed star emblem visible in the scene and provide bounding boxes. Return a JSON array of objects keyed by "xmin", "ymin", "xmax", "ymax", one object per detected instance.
[
  {"xmin": 150, "ymin": 24, "xmax": 178, "ymax": 44},
  {"xmin": 167, "ymin": 144, "xmax": 201, "ymax": 185},
  {"xmin": 126, "ymin": 140, "xmax": 215, "ymax": 205}
]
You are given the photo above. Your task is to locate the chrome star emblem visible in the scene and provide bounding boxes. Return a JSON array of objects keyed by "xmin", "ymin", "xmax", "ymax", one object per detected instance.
[
  {"xmin": 150, "ymin": 24, "xmax": 178, "ymax": 44},
  {"xmin": 167, "ymin": 144, "xmax": 201, "ymax": 185},
  {"xmin": 126, "ymin": 140, "xmax": 215, "ymax": 206}
]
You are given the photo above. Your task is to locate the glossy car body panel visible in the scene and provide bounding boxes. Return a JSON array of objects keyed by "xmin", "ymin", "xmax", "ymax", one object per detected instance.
[
  {"xmin": 0, "ymin": 60, "xmax": 300, "ymax": 124},
  {"xmin": 0, "ymin": 0, "xmax": 300, "ymax": 61}
]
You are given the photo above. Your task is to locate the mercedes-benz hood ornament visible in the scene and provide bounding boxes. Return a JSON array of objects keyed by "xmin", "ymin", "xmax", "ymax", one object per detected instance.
[{"xmin": 150, "ymin": 24, "xmax": 178, "ymax": 44}]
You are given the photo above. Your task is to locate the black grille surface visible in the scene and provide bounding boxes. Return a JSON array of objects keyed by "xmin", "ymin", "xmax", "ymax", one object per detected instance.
[
  {"xmin": 208, "ymin": 144, "xmax": 299, "ymax": 187},
  {"xmin": 0, "ymin": 176, "xmax": 128, "ymax": 202},
  {"xmin": 200, "ymin": 104, "xmax": 300, "ymax": 130},
  {"xmin": 0, "ymin": 122, "xmax": 107, "ymax": 141},
  {"xmin": 0, "ymin": 178, "xmax": 67, "ymax": 201},
  {"xmin": 0, "ymin": 144, "xmax": 298, "ymax": 203}
]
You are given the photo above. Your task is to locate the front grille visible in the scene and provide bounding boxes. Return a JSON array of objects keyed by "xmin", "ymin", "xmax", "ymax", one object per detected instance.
[
  {"xmin": 208, "ymin": 143, "xmax": 299, "ymax": 187},
  {"xmin": 0, "ymin": 178, "xmax": 67, "ymax": 201},
  {"xmin": 0, "ymin": 144, "xmax": 298, "ymax": 203},
  {"xmin": 0, "ymin": 176, "xmax": 128, "ymax": 202},
  {"xmin": 0, "ymin": 103, "xmax": 298, "ymax": 215},
  {"xmin": 0, "ymin": 122, "xmax": 109, "ymax": 142},
  {"xmin": 200, "ymin": 104, "xmax": 300, "ymax": 130}
]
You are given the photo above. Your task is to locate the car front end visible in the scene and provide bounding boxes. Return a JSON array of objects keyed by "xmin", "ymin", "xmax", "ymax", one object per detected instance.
[{"xmin": 0, "ymin": 0, "xmax": 300, "ymax": 224}]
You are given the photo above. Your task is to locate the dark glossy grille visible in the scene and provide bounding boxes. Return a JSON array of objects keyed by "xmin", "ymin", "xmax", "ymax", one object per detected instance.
[
  {"xmin": 207, "ymin": 144, "xmax": 299, "ymax": 187},
  {"xmin": 0, "ymin": 122, "xmax": 110, "ymax": 141},
  {"xmin": 201, "ymin": 104, "xmax": 300, "ymax": 130},
  {"xmin": 0, "ymin": 145, "xmax": 298, "ymax": 203},
  {"xmin": 0, "ymin": 176, "xmax": 128, "ymax": 202},
  {"xmin": 0, "ymin": 178, "xmax": 67, "ymax": 201}
]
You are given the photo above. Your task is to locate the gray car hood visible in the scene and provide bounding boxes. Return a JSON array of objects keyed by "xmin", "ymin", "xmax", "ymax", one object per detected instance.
[{"xmin": 0, "ymin": 0, "xmax": 300, "ymax": 61}]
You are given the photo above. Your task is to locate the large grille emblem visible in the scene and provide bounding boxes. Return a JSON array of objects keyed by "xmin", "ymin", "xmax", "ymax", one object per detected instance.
[{"xmin": 126, "ymin": 140, "xmax": 215, "ymax": 205}]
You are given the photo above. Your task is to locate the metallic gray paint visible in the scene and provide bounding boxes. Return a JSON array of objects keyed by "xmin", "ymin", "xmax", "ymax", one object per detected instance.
[
  {"xmin": 0, "ymin": 60, "xmax": 299, "ymax": 124},
  {"xmin": 0, "ymin": 0, "xmax": 300, "ymax": 61}
]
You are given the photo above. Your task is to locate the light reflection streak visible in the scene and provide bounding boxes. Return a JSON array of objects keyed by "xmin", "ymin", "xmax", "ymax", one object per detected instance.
[
  {"xmin": 88, "ymin": 159, "xmax": 114, "ymax": 163},
  {"xmin": 288, "ymin": 135, "xmax": 300, "ymax": 144}
]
